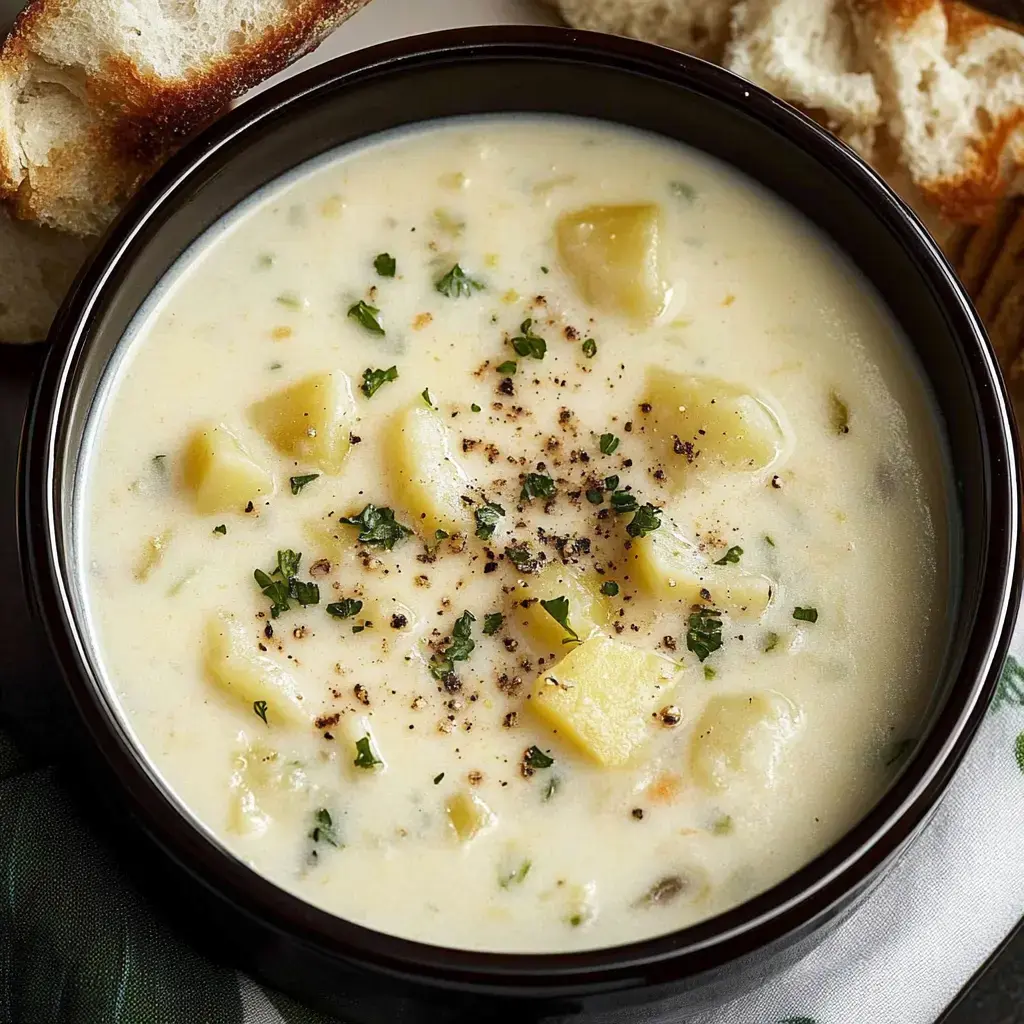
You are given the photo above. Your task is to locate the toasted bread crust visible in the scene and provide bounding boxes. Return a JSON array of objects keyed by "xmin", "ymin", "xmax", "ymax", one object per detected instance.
[{"xmin": 0, "ymin": 0, "xmax": 370, "ymax": 235}]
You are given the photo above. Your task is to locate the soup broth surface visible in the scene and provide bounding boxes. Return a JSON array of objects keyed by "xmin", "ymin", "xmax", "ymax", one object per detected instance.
[{"xmin": 82, "ymin": 117, "xmax": 948, "ymax": 953}]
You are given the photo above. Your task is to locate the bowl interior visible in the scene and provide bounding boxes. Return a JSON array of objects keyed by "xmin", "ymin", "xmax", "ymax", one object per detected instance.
[{"xmin": 26, "ymin": 28, "xmax": 1019, "ymax": 988}]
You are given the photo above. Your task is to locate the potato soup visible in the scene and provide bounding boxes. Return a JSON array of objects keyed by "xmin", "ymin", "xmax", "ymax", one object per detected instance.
[{"xmin": 81, "ymin": 118, "xmax": 948, "ymax": 953}]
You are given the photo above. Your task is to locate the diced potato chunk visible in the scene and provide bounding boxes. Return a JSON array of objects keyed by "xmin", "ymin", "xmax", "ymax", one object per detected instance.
[
  {"xmin": 386, "ymin": 403, "xmax": 471, "ymax": 536},
  {"xmin": 182, "ymin": 423, "xmax": 274, "ymax": 514},
  {"xmin": 446, "ymin": 790, "xmax": 496, "ymax": 842},
  {"xmin": 204, "ymin": 612, "xmax": 306, "ymax": 724},
  {"xmin": 629, "ymin": 519, "xmax": 773, "ymax": 618},
  {"xmin": 513, "ymin": 563, "xmax": 608, "ymax": 651},
  {"xmin": 228, "ymin": 736, "xmax": 309, "ymax": 836},
  {"xmin": 531, "ymin": 636, "xmax": 678, "ymax": 767},
  {"xmin": 644, "ymin": 369, "xmax": 785, "ymax": 484},
  {"xmin": 556, "ymin": 204, "xmax": 666, "ymax": 322},
  {"xmin": 249, "ymin": 371, "xmax": 356, "ymax": 473},
  {"xmin": 690, "ymin": 692, "xmax": 800, "ymax": 790}
]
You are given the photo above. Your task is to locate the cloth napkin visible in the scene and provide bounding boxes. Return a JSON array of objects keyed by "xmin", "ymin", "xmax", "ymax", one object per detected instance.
[{"xmin": 2, "ymin": 3, "xmax": 1022, "ymax": 1023}]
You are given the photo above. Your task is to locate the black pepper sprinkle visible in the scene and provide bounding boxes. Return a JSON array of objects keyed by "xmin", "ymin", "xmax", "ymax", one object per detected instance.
[{"xmin": 632, "ymin": 808, "xmax": 644, "ymax": 820}]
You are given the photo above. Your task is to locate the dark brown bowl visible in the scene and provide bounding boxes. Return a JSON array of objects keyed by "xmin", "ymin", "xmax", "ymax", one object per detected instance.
[{"xmin": 18, "ymin": 26, "xmax": 1023, "ymax": 1023}]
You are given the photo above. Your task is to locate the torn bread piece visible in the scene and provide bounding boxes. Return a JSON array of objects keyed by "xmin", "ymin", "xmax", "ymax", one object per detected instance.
[
  {"xmin": 726, "ymin": 0, "xmax": 881, "ymax": 157},
  {"xmin": 550, "ymin": 0, "xmax": 735, "ymax": 61},
  {"xmin": 853, "ymin": 0, "xmax": 1024, "ymax": 223}
]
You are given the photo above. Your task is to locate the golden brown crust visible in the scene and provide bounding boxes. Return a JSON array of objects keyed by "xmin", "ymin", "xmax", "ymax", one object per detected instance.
[{"xmin": 0, "ymin": 0, "xmax": 371, "ymax": 234}]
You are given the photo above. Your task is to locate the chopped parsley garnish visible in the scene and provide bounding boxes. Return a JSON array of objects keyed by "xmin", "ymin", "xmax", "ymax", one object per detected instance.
[
  {"xmin": 436, "ymin": 263, "xmax": 485, "ymax": 298},
  {"xmin": 340, "ymin": 504, "xmax": 413, "ymax": 550},
  {"xmin": 471, "ymin": 403, "xmax": 482, "ymax": 412},
  {"xmin": 360, "ymin": 365, "xmax": 398, "ymax": 397},
  {"xmin": 686, "ymin": 606, "xmax": 723, "ymax": 662},
  {"xmin": 599, "ymin": 433, "xmax": 619, "ymax": 455},
  {"xmin": 704, "ymin": 665, "xmax": 716, "ymax": 680},
  {"xmin": 482, "ymin": 612, "xmax": 504, "ymax": 635},
  {"xmin": 520, "ymin": 473, "xmax": 555, "ymax": 502},
  {"xmin": 374, "ymin": 252, "xmax": 396, "ymax": 277},
  {"xmin": 435, "ymin": 529, "xmax": 449, "ymax": 541},
  {"xmin": 585, "ymin": 488, "xmax": 604, "ymax": 505},
  {"xmin": 581, "ymin": 338, "xmax": 597, "ymax": 358},
  {"xmin": 540, "ymin": 596, "xmax": 579, "ymax": 645},
  {"xmin": 600, "ymin": 581, "xmax": 619, "ymax": 597},
  {"xmin": 474, "ymin": 500, "xmax": 505, "ymax": 540},
  {"xmin": 524, "ymin": 745, "xmax": 555, "ymax": 769},
  {"xmin": 327, "ymin": 598, "xmax": 363, "ymax": 619},
  {"xmin": 433, "ymin": 772, "xmax": 445, "ymax": 785},
  {"xmin": 499, "ymin": 860, "xmax": 532, "ymax": 889},
  {"xmin": 765, "ymin": 535, "xmax": 776, "ymax": 547},
  {"xmin": 348, "ymin": 300, "xmax": 385, "ymax": 335},
  {"xmin": 610, "ymin": 490, "xmax": 638, "ymax": 514},
  {"xmin": 715, "ymin": 545, "xmax": 743, "ymax": 565},
  {"xmin": 763, "ymin": 631, "xmax": 780, "ymax": 652},
  {"xmin": 829, "ymin": 389, "xmax": 850, "ymax": 435},
  {"xmin": 429, "ymin": 610, "xmax": 476, "ymax": 681},
  {"xmin": 670, "ymin": 180, "xmax": 697, "ymax": 202},
  {"xmin": 290, "ymin": 473, "xmax": 319, "ymax": 495},
  {"xmin": 505, "ymin": 544, "xmax": 540, "ymax": 574},
  {"xmin": 604, "ymin": 475, "xmax": 619, "ymax": 490},
  {"xmin": 252, "ymin": 700, "xmax": 269, "ymax": 725},
  {"xmin": 511, "ymin": 318, "xmax": 546, "ymax": 360},
  {"xmin": 793, "ymin": 606, "xmax": 819, "ymax": 623},
  {"xmin": 213, "ymin": 524, "xmax": 227, "ymax": 535},
  {"xmin": 276, "ymin": 291, "xmax": 304, "ymax": 310},
  {"xmin": 496, "ymin": 360, "xmax": 517, "ymax": 375},
  {"xmin": 353, "ymin": 735, "xmax": 383, "ymax": 769},
  {"xmin": 626, "ymin": 503, "xmax": 663, "ymax": 538},
  {"xmin": 309, "ymin": 808, "xmax": 340, "ymax": 846},
  {"xmin": 253, "ymin": 549, "xmax": 318, "ymax": 617},
  {"xmin": 421, "ymin": 387, "xmax": 435, "ymax": 408}
]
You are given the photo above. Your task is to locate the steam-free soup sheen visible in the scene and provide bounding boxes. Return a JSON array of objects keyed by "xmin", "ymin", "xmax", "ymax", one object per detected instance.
[{"xmin": 83, "ymin": 118, "xmax": 947, "ymax": 953}]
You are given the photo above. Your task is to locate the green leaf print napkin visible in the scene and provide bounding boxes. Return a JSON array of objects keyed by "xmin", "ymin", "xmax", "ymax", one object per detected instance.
[{"xmin": 2, "ymin": 654, "xmax": 1023, "ymax": 1024}]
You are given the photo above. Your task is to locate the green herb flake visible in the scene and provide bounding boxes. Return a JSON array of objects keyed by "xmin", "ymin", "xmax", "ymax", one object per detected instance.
[
  {"xmin": 496, "ymin": 360, "xmax": 517, "ymax": 375},
  {"xmin": 499, "ymin": 859, "xmax": 532, "ymax": 889},
  {"xmin": 540, "ymin": 596, "xmax": 579, "ymax": 644},
  {"xmin": 520, "ymin": 473, "xmax": 556, "ymax": 502},
  {"xmin": 604, "ymin": 475, "xmax": 619, "ymax": 490},
  {"xmin": 599, "ymin": 433, "xmax": 620, "ymax": 455},
  {"xmin": 829, "ymin": 389, "xmax": 850, "ymax": 435},
  {"xmin": 704, "ymin": 665, "xmax": 716, "ymax": 680},
  {"xmin": 257, "ymin": 253, "xmax": 275, "ymax": 269},
  {"xmin": 711, "ymin": 814, "xmax": 733, "ymax": 835},
  {"xmin": 374, "ymin": 252, "xmax": 397, "ymax": 277},
  {"xmin": 474, "ymin": 501, "xmax": 506, "ymax": 541},
  {"xmin": 687, "ymin": 606, "xmax": 723, "ymax": 662},
  {"xmin": 765, "ymin": 535, "xmax": 776, "ymax": 547},
  {"xmin": 511, "ymin": 318, "xmax": 546, "ymax": 360},
  {"xmin": 353, "ymin": 735, "xmax": 383, "ymax": 770},
  {"xmin": 581, "ymin": 338, "xmax": 597, "ymax": 358},
  {"xmin": 429, "ymin": 610, "xmax": 476, "ymax": 681},
  {"xmin": 715, "ymin": 545, "xmax": 743, "ymax": 565},
  {"xmin": 213, "ymin": 524, "xmax": 227, "ymax": 536},
  {"xmin": 252, "ymin": 700, "xmax": 269, "ymax": 725},
  {"xmin": 290, "ymin": 473, "xmax": 320, "ymax": 495},
  {"xmin": 433, "ymin": 772, "xmax": 445, "ymax": 785},
  {"xmin": 254, "ymin": 568, "xmax": 292, "ymax": 618},
  {"xmin": 540, "ymin": 265, "xmax": 550, "ymax": 274},
  {"xmin": 360, "ymin": 365, "xmax": 398, "ymax": 398},
  {"xmin": 585, "ymin": 488, "xmax": 604, "ymax": 505},
  {"xmin": 524, "ymin": 745, "xmax": 555, "ymax": 769},
  {"xmin": 669, "ymin": 181, "xmax": 697, "ymax": 202},
  {"xmin": 421, "ymin": 387, "xmax": 435, "ymax": 408},
  {"xmin": 483, "ymin": 612, "xmax": 505, "ymax": 635},
  {"xmin": 471, "ymin": 403, "xmax": 482, "ymax": 412},
  {"xmin": 327, "ymin": 598, "xmax": 363, "ymax": 619},
  {"xmin": 1016, "ymin": 732, "xmax": 1024, "ymax": 774},
  {"xmin": 600, "ymin": 580, "xmax": 619, "ymax": 597},
  {"xmin": 626, "ymin": 502, "xmax": 663, "ymax": 539},
  {"xmin": 291, "ymin": 579, "xmax": 320, "ymax": 607},
  {"xmin": 435, "ymin": 529, "xmax": 449, "ymax": 541},
  {"xmin": 610, "ymin": 490, "xmax": 638, "ymax": 515},
  {"xmin": 505, "ymin": 544, "xmax": 540, "ymax": 574},
  {"xmin": 348, "ymin": 300, "xmax": 385, "ymax": 335},
  {"xmin": 309, "ymin": 807, "xmax": 340, "ymax": 846},
  {"xmin": 339, "ymin": 504, "xmax": 413, "ymax": 550},
  {"xmin": 276, "ymin": 291, "xmax": 304, "ymax": 310},
  {"xmin": 763, "ymin": 631, "xmax": 780, "ymax": 653},
  {"xmin": 436, "ymin": 263, "xmax": 485, "ymax": 298},
  {"xmin": 793, "ymin": 606, "xmax": 819, "ymax": 623}
]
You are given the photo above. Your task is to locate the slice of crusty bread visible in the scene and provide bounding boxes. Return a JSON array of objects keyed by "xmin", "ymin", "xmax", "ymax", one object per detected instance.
[
  {"xmin": 727, "ymin": 0, "xmax": 881, "ymax": 156},
  {"xmin": 853, "ymin": 0, "xmax": 1024, "ymax": 224},
  {"xmin": 0, "ymin": 0, "xmax": 371, "ymax": 237},
  {"xmin": 550, "ymin": 0, "xmax": 735, "ymax": 61}
]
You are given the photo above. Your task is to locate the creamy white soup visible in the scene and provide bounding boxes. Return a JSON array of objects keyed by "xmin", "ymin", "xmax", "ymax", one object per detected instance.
[{"xmin": 81, "ymin": 117, "xmax": 949, "ymax": 953}]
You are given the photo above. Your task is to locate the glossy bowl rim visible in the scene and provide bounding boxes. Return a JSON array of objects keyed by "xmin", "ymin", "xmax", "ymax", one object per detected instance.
[{"xmin": 19, "ymin": 25, "xmax": 1022, "ymax": 996}]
